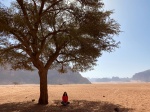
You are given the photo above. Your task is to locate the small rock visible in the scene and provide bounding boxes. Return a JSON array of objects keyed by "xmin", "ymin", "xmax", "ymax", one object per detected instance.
[{"xmin": 32, "ymin": 99, "xmax": 35, "ymax": 102}]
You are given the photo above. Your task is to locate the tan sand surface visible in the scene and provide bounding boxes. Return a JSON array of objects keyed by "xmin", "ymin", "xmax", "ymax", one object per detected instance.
[{"xmin": 0, "ymin": 83, "xmax": 150, "ymax": 112}]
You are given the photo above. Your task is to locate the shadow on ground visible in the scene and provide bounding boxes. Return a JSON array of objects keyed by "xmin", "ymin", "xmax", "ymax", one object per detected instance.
[{"xmin": 0, "ymin": 100, "xmax": 133, "ymax": 112}]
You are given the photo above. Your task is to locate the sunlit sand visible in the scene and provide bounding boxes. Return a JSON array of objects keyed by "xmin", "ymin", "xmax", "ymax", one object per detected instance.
[{"xmin": 0, "ymin": 83, "xmax": 150, "ymax": 112}]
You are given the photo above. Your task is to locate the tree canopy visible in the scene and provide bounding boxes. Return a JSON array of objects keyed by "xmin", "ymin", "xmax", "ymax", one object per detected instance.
[{"xmin": 0, "ymin": 0, "xmax": 120, "ymax": 72}]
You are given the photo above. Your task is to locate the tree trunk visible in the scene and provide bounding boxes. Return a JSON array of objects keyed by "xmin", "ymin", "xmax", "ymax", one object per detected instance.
[{"xmin": 38, "ymin": 69, "xmax": 48, "ymax": 105}]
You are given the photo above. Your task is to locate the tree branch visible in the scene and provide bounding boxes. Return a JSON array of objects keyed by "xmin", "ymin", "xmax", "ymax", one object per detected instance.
[
  {"xmin": 39, "ymin": 0, "xmax": 46, "ymax": 15},
  {"xmin": 31, "ymin": 0, "xmax": 38, "ymax": 14},
  {"xmin": 16, "ymin": 0, "xmax": 33, "ymax": 32},
  {"xmin": 0, "ymin": 44, "xmax": 21, "ymax": 55},
  {"xmin": 42, "ymin": 0, "xmax": 63, "ymax": 16}
]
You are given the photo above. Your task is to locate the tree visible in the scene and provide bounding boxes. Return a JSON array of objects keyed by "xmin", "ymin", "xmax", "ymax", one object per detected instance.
[
  {"xmin": 0, "ymin": 0, "xmax": 120, "ymax": 105},
  {"xmin": 13, "ymin": 81, "xmax": 19, "ymax": 85}
]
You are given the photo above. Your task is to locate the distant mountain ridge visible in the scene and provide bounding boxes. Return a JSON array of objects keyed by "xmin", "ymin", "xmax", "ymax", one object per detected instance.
[
  {"xmin": 88, "ymin": 69, "xmax": 150, "ymax": 82},
  {"xmin": 88, "ymin": 77, "xmax": 131, "ymax": 82},
  {"xmin": 1, "ymin": 67, "xmax": 150, "ymax": 84},
  {"xmin": 0, "ymin": 67, "xmax": 91, "ymax": 84}
]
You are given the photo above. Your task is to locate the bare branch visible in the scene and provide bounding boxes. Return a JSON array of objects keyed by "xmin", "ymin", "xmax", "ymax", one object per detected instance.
[{"xmin": 39, "ymin": 0, "xmax": 46, "ymax": 15}]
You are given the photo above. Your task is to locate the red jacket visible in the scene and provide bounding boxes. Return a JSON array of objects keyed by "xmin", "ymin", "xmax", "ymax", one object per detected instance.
[{"xmin": 62, "ymin": 96, "xmax": 68, "ymax": 102}]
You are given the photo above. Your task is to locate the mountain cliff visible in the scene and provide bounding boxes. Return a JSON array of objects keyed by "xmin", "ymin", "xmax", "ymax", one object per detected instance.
[
  {"xmin": 132, "ymin": 69, "xmax": 150, "ymax": 82},
  {"xmin": 0, "ymin": 67, "xmax": 91, "ymax": 84}
]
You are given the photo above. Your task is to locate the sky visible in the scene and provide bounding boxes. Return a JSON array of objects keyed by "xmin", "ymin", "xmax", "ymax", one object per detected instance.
[
  {"xmin": 81, "ymin": 0, "xmax": 150, "ymax": 78},
  {"xmin": 1, "ymin": 0, "xmax": 150, "ymax": 78}
]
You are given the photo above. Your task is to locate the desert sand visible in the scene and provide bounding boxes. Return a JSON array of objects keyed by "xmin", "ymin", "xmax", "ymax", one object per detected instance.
[{"xmin": 0, "ymin": 83, "xmax": 150, "ymax": 112}]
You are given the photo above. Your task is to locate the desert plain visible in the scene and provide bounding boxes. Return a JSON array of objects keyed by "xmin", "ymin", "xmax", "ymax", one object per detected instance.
[{"xmin": 0, "ymin": 83, "xmax": 150, "ymax": 112}]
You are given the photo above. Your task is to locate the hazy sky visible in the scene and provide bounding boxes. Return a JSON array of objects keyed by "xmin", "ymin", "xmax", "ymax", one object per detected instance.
[{"xmin": 1, "ymin": 0, "xmax": 150, "ymax": 78}]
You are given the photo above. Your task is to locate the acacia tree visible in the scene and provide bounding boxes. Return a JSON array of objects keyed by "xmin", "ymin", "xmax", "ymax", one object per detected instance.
[{"xmin": 0, "ymin": 0, "xmax": 120, "ymax": 105}]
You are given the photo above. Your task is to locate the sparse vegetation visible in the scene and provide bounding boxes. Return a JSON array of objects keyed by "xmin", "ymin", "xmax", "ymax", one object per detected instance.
[{"xmin": 13, "ymin": 82, "xmax": 19, "ymax": 85}]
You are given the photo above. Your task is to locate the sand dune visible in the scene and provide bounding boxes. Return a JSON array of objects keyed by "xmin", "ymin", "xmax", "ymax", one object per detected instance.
[{"xmin": 0, "ymin": 83, "xmax": 150, "ymax": 112}]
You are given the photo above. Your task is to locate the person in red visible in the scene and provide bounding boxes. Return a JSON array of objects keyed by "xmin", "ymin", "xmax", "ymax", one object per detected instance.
[{"xmin": 61, "ymin": 92, "xmax": 70, "ymax": 106}]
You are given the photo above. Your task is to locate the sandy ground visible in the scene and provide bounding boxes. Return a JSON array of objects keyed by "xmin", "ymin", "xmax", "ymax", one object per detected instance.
[{"xmin": 0, "ymin": 83, "xmax": 150, "ymax": 112}]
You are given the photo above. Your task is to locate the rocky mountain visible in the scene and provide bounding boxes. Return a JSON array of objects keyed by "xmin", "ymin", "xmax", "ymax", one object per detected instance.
[
  {"xmin": 88, "ymin": 77, "xmax": 131, "ymax": 82},
  {"xmin": 132, "ymin": 69, "xmax": 150, "ymax": 82},
  {"xmin": 0, "ymin": 67, "xmax": 91, "ymax": 84}
]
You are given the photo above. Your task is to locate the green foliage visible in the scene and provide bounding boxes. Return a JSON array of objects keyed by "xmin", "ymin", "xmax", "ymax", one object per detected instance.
[{"xmin": 0, "ymin": 0, "xmax": 120, "ymax": 72}]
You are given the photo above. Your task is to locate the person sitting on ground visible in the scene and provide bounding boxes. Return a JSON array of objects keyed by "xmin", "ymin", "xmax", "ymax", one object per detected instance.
[{"xmin": 61, "ymin": 92, "xmax": 70, "ymax": 106}]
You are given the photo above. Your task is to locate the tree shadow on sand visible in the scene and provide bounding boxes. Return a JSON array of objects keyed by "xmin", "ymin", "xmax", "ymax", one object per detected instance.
[{"xmin": 0, "ymin": 100, "xmax": 133, "ymax": 112}]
